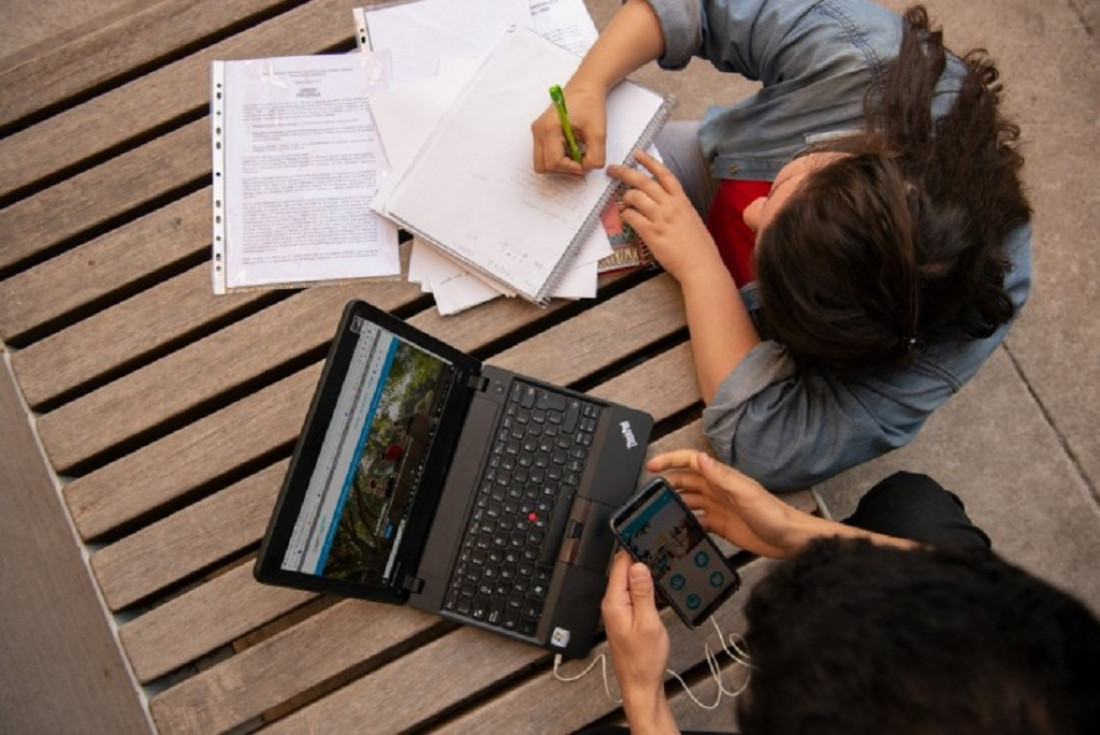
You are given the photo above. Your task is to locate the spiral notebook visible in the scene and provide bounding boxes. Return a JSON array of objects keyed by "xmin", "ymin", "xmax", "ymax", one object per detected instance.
[{"xmin": 376, "ymin": 25, "xmax": 673, "ymax": 305}]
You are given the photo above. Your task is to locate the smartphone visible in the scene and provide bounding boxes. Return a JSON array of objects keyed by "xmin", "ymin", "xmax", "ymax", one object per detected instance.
[{"xmin": 610, "ymin": 477, "xmax": 741, "ymax": 628}]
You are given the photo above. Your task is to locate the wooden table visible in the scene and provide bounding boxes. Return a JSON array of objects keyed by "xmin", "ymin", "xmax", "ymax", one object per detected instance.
[{"xmin": 1, "ymin": 2, "xmax": 818, "ymax": 731}]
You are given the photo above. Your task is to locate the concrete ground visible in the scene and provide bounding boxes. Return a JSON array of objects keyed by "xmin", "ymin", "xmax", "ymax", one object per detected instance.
[{"xmin": 618, "ymin": 0, "xmax": 1100, "ymax": 615}]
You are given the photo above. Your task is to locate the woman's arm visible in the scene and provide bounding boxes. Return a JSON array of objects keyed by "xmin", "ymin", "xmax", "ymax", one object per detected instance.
[
  {"xmin": 611, "ymin": 150, "xmax": 760, "ymax": 402},
  {"xmin": 532, "ymin": 0, "xmax": 666, "ymax": 173},
  {"xmin": 677, "ymin": 255, "xmax": 759, "ymax": 403},
  {"xmin": 570, "ymin": 0, "xmax": 666, "ymax": 96}
]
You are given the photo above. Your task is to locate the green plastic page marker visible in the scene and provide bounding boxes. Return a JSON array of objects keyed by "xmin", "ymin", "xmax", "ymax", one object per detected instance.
[{"xmin": 549, "ymin": 84, "xmax": 582, "ymax": 163}]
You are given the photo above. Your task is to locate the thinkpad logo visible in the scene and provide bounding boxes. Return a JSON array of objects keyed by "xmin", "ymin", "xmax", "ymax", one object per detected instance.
[{"xmin": 620, "ymin": 421, "xmax": 638, "ymax": 449}]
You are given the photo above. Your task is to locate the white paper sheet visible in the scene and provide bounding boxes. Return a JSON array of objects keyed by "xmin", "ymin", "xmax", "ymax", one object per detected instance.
[
  {"xmin": 380, "ymin": 26, "xmax": 666, "ymax": 302},
  {"xmin": 369, "ymin": 56, "xmax": 479, "ymax": 211},
  {"xmin": 411, "ymin": 234, "xmax": 604, "ymax": 315},
  {"xmin": 372, "ymin": 52, "xmax": 609, "ymax": 310},
  {"xmin": 362, "ymin": 0, "xmax": 632, "ymax": 313},
  {"xmin": 362, "ymin": 0, "xmax": 532, "ymax": 87},
  {"xmin": 529, "ymin": 0, "xmax": 599, "ymax": 55},
  {"xmin": 213, "ymin": 53, "xmax": 400, "ymax": 293}
]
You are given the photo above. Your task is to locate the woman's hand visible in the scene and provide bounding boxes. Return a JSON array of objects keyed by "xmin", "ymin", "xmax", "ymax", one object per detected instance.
[
  {"xmin": 608, "ymin": 149, "xmax": 725, "ymax": 284},
  {"xmin": 531, "ymin": 84, "xmax": 608, "ymax": 175},
  {"xmin": 601, "ymin": 552, "xmax": 678, "ymax": 735},
  {"xmin": 647, "ymin": 450, "xmax": 821, "ymax": 558},
  {"xmin": 531, "ymin": 0, "xmax": 666, "ymax": 175}
]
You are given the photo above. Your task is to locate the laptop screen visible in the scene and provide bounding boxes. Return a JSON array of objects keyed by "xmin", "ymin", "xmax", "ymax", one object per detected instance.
[{"xmin": 279, "ymin": 313, "xmax": 458, "ymax": 586}]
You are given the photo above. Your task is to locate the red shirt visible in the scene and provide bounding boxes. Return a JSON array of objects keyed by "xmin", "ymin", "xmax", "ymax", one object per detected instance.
[{"xmin": 706, "ymin": 179, "xmax": 772, "ymax": 288}]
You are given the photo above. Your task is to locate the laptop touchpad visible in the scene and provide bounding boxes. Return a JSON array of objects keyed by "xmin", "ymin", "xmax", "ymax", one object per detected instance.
[{"xmin": 561, "ymin": 499, "xmax": 617, "ymax": 572}]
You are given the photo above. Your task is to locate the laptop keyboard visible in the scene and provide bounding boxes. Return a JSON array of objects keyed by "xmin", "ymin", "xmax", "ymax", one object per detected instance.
[{"xmin": 443, "ymin": 380, "xmax": 601, "ymax": 637}]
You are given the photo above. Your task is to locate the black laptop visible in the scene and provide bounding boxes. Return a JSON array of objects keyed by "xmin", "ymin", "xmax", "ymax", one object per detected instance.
[{"xmin": 255, "ymin": 299, "xmax": 652, "ymax": 658}]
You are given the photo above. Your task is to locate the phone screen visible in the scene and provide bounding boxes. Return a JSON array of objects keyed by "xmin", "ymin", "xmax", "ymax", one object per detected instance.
[{"xmin": 611, "ymin": 478, "xmax": 740, "ymax": 627}]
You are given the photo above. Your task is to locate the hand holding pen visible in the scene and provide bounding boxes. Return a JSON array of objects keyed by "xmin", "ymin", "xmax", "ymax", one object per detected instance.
[{"xmin": 530, "ymin": 83, "xmax": 608, "ymax": 175}]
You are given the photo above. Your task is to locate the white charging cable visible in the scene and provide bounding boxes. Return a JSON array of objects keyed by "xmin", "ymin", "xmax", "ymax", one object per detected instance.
[{"xmin": 552, "ymin": 616, "xmax": 753, "ymax": 710}]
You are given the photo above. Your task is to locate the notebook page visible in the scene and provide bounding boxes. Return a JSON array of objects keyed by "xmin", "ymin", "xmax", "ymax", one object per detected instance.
[{"xmin": 380, "ymin": 25, "xmax": 667, "ymax": 302}]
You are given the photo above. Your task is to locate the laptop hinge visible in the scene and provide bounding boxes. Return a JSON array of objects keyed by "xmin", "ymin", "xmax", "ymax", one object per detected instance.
[
  {"xmin": 467, "ymin": 375, "xmax": 489, "ymax": 392},
  {"xmin": 403, "ymin": 575, "xmax": 425, "ymax": 594}
]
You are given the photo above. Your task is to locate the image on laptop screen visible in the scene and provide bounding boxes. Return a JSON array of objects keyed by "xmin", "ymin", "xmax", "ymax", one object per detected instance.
[{"xmin": 280, "ymin": 316, "xmax": 457, "ymax": 586}]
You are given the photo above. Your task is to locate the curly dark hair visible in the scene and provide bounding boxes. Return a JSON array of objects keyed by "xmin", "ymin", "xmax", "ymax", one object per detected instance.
[
  {"xmin": 737, "ymin": 538, "xmax": 1100, "ymax": 735},
  {"xmin": 755, "ymin": 6, "xmax": 1031, "ymax": 373}
]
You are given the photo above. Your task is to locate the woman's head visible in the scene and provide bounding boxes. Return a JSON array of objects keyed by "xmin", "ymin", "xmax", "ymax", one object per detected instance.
[
  {"xmin": 747, "ymin": 6, "xmax": 1029, "ymax": 374},
  {"xmin": 752, "ymin": 149, "xmax": 923, "ymax": 372}
]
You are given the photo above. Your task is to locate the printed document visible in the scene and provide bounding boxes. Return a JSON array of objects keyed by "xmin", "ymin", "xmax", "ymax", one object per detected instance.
[{"xmin": 212, "ymin": 53, "xmax": 400, "ymax": 293}]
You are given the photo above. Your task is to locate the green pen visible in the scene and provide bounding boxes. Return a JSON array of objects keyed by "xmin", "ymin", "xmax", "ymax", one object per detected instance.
[{"xmin": 549, "ymin": 84, "xmax": 583, "ymax": 163}]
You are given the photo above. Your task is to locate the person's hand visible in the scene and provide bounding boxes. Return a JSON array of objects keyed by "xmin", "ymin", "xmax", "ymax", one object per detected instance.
[
  {"xmin": 601, "ymin": 552, "xmax": 678, "ymax": 734},
  {"xmin": 608, "ymin": 149, "xmax": 725, "ymax": 284},
  {"xmin": 531, "ymin": 84, "xmax": 608, "ymax": 175},
  {"xmin": 647, "ymin": 450, "xmax": 822, "ymax": 558}
]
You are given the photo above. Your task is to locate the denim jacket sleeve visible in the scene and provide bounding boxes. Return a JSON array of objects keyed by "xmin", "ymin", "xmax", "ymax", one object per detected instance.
[{"xmin": 645, "ymin": 0, "xmax": 905, "ymax": 179}]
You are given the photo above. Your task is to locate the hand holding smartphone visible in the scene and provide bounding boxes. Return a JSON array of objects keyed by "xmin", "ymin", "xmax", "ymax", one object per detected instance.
[{"xmin": 610, "ymin": 477, "xmax": 741, "ymax": 627}]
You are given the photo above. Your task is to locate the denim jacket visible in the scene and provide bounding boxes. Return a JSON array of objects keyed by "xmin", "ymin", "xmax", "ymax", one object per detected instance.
[{"xmin": 646, "ymin": 0, "xmax": 1032, "ymax": 489}]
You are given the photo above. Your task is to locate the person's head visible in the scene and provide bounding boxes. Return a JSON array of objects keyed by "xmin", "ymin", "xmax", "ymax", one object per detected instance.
[
  {"xmin": 748, "ymin": 6, "xmax": 1030, "ymax": 374},
  {"xmin": 737, "ymin": 538, "xmax": 1100, "ymax": 735}
]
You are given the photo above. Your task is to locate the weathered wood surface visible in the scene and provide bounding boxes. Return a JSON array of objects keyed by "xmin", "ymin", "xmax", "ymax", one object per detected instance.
[
  {"xmin": 1, "ymin": 2, "xmax": 823, "ymax": 732},
  {"xmin": 0, "ymin": 1, "xmax": 294, "ymax": 130}
]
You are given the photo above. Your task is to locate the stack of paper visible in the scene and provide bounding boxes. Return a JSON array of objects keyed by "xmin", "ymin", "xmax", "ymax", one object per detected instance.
[
  {"xmin": 359, "ymin": 0, "xmax": 649, "ymax": 315},
  {"xmin": 211, "ymin": 0, "xmax": 656, "ymax": 312}
]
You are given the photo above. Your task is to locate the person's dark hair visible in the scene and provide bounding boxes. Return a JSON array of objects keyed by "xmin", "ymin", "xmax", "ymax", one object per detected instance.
[
  {"xmin": 755, "ymin": 6, "xmax": 1031, "ymax": 373},
  {"xmin": 737, "ymin": 538, "xmax": 1100, "ymax": 735}
]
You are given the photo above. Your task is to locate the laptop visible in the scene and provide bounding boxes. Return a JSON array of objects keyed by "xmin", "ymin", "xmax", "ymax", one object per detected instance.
[{"xmin": 255, "ymin": 299, "xmax": 653, "ymax": 658}]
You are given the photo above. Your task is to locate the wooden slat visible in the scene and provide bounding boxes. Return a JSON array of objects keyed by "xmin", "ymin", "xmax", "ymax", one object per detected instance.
[
  {"xmin": 148, "ymin": 597, "xmax": 444, "ymax": 735},
  {"xmin": 0, "ymin": 189, "xmax": 208, "ymax": 343},
  {"xmin": 268, "ymin": 625, "xmax": 547, "ymax": 735},
  {"xmin": 592, "ymin": 340, "xmax": 698, "ymax": 420},
  {"xmin": 12, "ymin": 264, "xmax": 267, "ymax": 407},
  {"xmin": 65, "ymin": 364, "xmax": 322, "ymax": 541},
  {"xmin": 489, "ymin": 273, "xmax": 685, "ymax": 383},
  {"xmin": 0, "ymin": 120, "xmax": 209, "ymax": 271},
  {"xmin": 118, "ymin": 560, "xmax": 317, "ymax": 684},
  {"xmin": 541, "ymin": 652, "xmax": 750, "ymax": 732},
  {"xmin": 0, "ymin": 0, "xmax": 290, "ymax": 128},
  {"xmin": 38, "ymin": 277, "xmax": 421, "ymax": 472},
  {"xmin": 665, "ymin": 657, "xmax": 745, "ymax": 734},
  {"xmin": 90, "ymin": 459, "xmax": 288, "ymax": 610},
  {"xmin": 0, "ymin": 0, "xmax": 356, "ymax": 199},
  {"xmin": 0, "ymin": 0, "xmax": 136, "ymax": 64}
]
